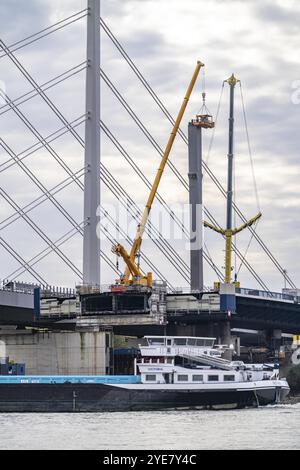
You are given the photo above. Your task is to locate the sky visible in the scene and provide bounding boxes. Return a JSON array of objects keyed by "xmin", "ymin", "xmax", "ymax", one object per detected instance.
[{"xmin": 0, "ymin": 0, "xmax": 299, "ymax": 292}]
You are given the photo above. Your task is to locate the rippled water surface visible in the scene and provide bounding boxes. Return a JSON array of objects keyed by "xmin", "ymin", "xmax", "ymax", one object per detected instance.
[{"xmin": 0, "ymin": 404, "xmax": 299, "ymax": 450}]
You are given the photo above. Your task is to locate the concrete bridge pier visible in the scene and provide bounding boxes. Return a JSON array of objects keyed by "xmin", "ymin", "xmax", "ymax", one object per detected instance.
[
  {"xmin": 164, "ymin": 323, "xmax": 218, "ymax": 338},
  {"xmin": 0, "ymin": 329, "xmax": 113, "ymax": 376},
  {"xmin": 218, "ymin": 321, "xmax": 233, "ymax": 360},
  {"xmin": 266, "ymin": 329, "xmax": 283, "ymax": 358}
]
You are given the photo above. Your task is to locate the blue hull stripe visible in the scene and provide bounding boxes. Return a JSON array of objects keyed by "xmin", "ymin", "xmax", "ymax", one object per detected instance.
[{"xmin": 0, "ymin": 375, "xmax": 141, "ymax": 385}]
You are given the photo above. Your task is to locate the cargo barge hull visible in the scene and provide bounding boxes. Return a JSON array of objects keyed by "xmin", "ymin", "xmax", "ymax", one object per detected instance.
[{"xmin": 0, "ymin": 382, "xmax": 289, "ymax": 412}]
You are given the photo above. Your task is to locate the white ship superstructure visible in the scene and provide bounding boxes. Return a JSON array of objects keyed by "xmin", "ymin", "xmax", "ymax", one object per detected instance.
[{"xmin": 122, "ymin": 336, "xmax": 290, "ymax": 408}]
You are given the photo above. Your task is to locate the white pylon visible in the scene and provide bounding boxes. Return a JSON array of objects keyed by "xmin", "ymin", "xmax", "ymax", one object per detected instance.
[{"xmin": 83, "ymin": 0, "xmax": 101, "ymax": 286}]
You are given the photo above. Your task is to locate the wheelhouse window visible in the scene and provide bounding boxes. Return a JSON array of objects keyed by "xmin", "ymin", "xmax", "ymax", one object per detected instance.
[
  {"xmin": 224, "ymin": 375, "xmax": 235, "ymax": 382},
  {"xmin": 147, "ymin": 338, "xmax": 165, "ymax": 346},
  {"xmin": 192, "ymin": 375, "xmax": 203, "ymax": 382},
  {"xmin": 145, "ymin": 375, "xmax": 156, "ymax": 381},
  {"xmin": 204, "ymin": 339, "xmax": 214, "ymax": 347},
  {"xmin": 177, "ymin": 375, "xmax": 189, "ymax": 381},
  {"xmin": 174, "ymin": 338, "xmax": 187, "ymax": 346},
  {"xmin": 208, "ymin": 375, "xmax": 219, "ymax": 382}
]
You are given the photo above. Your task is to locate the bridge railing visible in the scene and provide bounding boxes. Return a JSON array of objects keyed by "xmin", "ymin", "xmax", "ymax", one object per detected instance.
[
  {"xmin": 166, "ymin": 285, "xmax": 300, "ymax": 304},
  {"xmin": 0, "ymin": 281, "xmax": 76, "ymax": 298},
  {"xmin": 236, "ymin": 287, "xmax": 300, "ymax": 303},
  {"xmin": 0, "ymin": 283, "xmax": 35, "ymax": 296}
]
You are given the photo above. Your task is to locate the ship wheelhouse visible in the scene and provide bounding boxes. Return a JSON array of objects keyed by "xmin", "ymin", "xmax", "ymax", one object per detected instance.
[{"xmin": 135, "ymin": 336, "xmax": 280, "ymax": 386}]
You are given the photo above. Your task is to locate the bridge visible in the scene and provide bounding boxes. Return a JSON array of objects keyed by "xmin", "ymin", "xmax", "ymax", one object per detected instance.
[
  {"xmin": 0, "ymin": 1, "xmax": 299, "ymax": 373},
  {"xmin": 1, "ymin": 283, "xmax": 300, "ymax": 334}
]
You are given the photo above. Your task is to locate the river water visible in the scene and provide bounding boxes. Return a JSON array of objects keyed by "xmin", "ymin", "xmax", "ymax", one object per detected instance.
[{"xmin": 0, "ymin": 404, "xmax": 299, "ymax": 450}]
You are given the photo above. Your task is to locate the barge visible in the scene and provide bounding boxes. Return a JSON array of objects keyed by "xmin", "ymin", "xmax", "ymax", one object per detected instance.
[{"xmin": 0, "ymin": 336, "xmax": 290, "ymax": 412}]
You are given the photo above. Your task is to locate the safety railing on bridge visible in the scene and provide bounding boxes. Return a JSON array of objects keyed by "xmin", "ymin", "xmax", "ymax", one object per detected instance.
[
  {"xmin": 0, "ymin": 281, "xmax": 76, "ymax": 298},
  {"xmin": 236, "ymin": 287, "xmax": 300, "ymax": 304},
  {"xmin": 0, "ymin": 281, "xmax": 36, "ymax": 296},
  {"xmin": 165, "ymin": 285, "xmax": 300, "ymax": 305}
]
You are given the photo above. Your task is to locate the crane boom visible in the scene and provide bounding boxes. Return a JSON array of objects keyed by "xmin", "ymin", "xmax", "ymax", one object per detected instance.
[{"xmin": 113, "ymin": 61, "xmax": 204, "ymax": 286}]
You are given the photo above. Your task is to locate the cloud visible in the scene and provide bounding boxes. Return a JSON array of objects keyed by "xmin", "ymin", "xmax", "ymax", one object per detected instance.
[
  {"xmin": 0, "ymin": 0, "xmax": 299, "ymax": 291},
  {"xmin": 254, "ymin": 0, "xmax": 300, "ymax": 32},
  {"xmin": 0, "ymin": 0, "xmax": 51, "ymax": 44}
]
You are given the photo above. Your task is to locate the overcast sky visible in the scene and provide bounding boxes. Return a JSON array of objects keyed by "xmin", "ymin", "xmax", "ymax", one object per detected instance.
[{"xmin": 0, "ymin": 0, "xmax": 299, "ymax": 292}]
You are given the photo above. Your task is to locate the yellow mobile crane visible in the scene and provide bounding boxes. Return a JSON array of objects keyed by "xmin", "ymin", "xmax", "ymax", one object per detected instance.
[{"xmin": 112, "ymin": 61, "xmax": 204, "ymax": 287}]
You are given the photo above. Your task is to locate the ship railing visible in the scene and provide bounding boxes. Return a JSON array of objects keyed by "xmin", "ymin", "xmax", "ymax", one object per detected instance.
[
  {"xmin": 179, "ymin": 353, "xmax": 234, "ymax": 371},
  {"xmin": 140, "ymin": 345, "xmax": 219, "ymax": 358}
]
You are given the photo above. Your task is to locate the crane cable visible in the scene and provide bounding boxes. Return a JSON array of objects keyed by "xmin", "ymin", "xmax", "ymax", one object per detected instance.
[
  {"xmin": 204, "ymin": 82, "xmax": 225, "ymax": 169},
  {"xmin": 239, "ymin": 82, "xmax": 261, "ymax": 212},
  {"xmin": 197, "ymin": 76, "xmax": 226, "ymax": 279},
  {"xmin": 236, "ymin": 82, "xmax": 261, "ymax": 276},
  {"xmin": 234, "ymin": 138, "xmax": 237, "ymax": 279},
  {"xmin": 204, "ymin": 242, "xmax": 222, "ymax": 282}
]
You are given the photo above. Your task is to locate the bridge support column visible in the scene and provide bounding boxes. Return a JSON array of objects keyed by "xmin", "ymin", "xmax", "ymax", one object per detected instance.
[
  {"xmin": 188, "ymin": 121, "xmax": 203, "ymax": 292},
  {"xmin": 112, "ymin": 294, "xmax": 117, "ymax": 313},
  {"xmin": 83, "ymin": 0, "xmax": 101, "ymax": 286},
  {"xmin": 0, "ymin": 329, "xmax": 113, "ymax": 375},
  {"xmin": 219, "ymin": 321, "xmax": 232, "ymax": 361},
  {"xmin": 266, "ymin": 329, "xmax": 282, "ymax": 358}
]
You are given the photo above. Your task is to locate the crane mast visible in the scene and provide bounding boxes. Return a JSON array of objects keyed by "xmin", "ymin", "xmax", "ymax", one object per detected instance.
[
  {"xmin": 112, "ymin": 61, "xmax": 204, "ymax": 287},
  {"xmin": 204, "ymin": 74, "xmax": 262, "ymax": 285}
]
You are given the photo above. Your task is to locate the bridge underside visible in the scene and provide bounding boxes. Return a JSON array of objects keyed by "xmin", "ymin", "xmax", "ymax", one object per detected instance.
[
  {"xmin": 235, "ymin": 296, "xmax": 300, "ymax": 334},
  {"xmin": 0, "ymin": 306, "xmax": 34, "ymax": 325}
]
